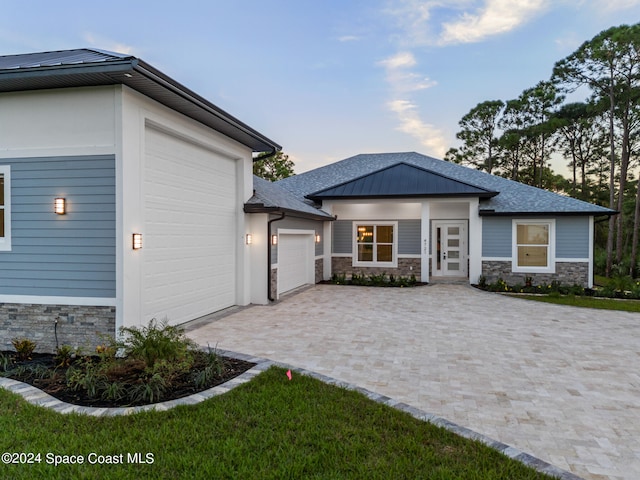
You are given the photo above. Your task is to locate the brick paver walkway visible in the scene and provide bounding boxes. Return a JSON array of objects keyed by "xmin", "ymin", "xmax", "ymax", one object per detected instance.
[{"xmin": 186, "ymin": 284, "xmax": 640, "ymax": 480}]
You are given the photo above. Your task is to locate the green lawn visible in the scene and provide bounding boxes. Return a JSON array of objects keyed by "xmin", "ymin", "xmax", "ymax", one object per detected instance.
[
  {"xmin": 513, "ymin": 294, "xmax": 640, "ymax": 312},
  {"xmin": 0, "ymin": 367, "xmax": 554, "ymax": 479}
]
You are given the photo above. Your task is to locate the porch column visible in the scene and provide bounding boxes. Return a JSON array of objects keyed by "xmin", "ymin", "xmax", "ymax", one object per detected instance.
[
  {"xmin": 421, "ymin": 200, "xmax": 430, "ymax": 283},
  {"xmin": 468, "ymin": 198, "xmax": 482, "ymax": 284}
]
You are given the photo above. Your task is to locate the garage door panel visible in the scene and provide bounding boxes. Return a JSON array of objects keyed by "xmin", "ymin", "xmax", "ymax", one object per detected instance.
[
  {"xmin": 278, "ymin": 234, "xmax": 314, "ymax": 295},
  {"xmin": 143, "ymin": 127, "xmax": 237, "ymax": 325}
]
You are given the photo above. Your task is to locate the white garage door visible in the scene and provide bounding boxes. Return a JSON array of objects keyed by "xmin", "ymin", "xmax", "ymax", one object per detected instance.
[
  {"xmin": 277, "ymin": 233, "xmax": 315, "ymax": 295},
  {"xmin": 143, "ymin": 126, "xmax": 237, "ymax": 325}
]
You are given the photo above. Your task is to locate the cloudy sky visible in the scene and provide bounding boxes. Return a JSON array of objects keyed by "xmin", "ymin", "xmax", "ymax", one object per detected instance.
[{"xmin": 1, "ymin": 1, "xmax": 639, "ymax": 173}]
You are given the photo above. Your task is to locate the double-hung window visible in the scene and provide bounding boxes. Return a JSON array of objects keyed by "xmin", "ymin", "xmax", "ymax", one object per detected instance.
[
  {"xmin": 353, "ymin": 222, "xmax": 397, "ymax": 267},
  {"xmin": 0, "ymin": 165, "xmax": 10, "ymax": 251},
  {"xmin": 512, "ymin": 220, "xmax": 554, "ymax": 273}
]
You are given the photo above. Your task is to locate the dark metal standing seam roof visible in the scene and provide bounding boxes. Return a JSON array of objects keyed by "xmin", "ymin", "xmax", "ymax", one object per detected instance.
[
  {"xmin": 306, "ymin": 162, "xmax": 498, "ymax": 200},
  {"xmin": 0, "ymin": 48, "xmax": 281, "ymax": 154}
]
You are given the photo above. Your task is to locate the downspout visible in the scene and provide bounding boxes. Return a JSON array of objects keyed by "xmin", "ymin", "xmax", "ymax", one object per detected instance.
[{"xmin": 267, "ymin": 212, "xmax": 286, "ymax": 302}]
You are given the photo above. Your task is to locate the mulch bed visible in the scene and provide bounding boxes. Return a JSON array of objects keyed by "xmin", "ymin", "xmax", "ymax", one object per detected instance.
[{"xmin": 0, "ymin": 351, "xmax": 255, "ymax": 408}]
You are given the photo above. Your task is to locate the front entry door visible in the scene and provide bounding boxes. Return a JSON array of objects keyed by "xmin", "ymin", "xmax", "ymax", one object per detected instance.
[{"xmin": 433, "ymin": 221, "xmax": 468, "ymax": 277}]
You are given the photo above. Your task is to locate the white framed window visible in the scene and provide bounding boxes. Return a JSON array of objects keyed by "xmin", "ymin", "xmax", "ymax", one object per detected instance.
[
  {"xmin": 512, "ymin": 219, "xmax": 554, "ymax": 273},
  {"xmin": 353, "ymin": 222, "xmax": 397, "ymax": 267},
  {"xmin": 0, "ymin": 165, "xmax": 11, "ymax": 252}
]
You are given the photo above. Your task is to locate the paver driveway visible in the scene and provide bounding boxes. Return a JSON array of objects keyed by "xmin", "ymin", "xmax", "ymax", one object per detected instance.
[{"xmin": 186, "ymin": 284, "xmax": 640, "ymax": 480}]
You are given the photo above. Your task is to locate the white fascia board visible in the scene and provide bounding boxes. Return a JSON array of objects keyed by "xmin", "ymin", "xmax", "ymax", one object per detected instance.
[{"xmin": 0, "ymin": 295, "xmax": 116, "ymax": 306}]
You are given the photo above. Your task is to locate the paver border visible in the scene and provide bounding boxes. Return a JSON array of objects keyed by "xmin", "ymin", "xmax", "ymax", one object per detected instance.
[{"xmin": 0, "ymin": 348, "xmax": 583, "ymax": 479}]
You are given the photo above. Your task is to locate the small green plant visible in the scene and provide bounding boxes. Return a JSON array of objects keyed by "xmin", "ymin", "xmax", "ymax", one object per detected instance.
[
  {"xmin": 0, "ymin": 352, "xmax": 11, "ymax": 372},
  {"xmin": 118, "ymin": 318, "xmax": 197, "ymax": 368},
  {"xmin": 54, "ymin": 345, "xmax": 75, "ymax": 367},
  {"xmin": 130, "ymin": 373, "xmax": 166, "ymax": 404},
  {"xmin": 368, "ymin": 273, "xmax": 388, "ymax": 286},
  {"xmin": 12, "ymin": 338, "xmax": 36, "ymax": 361},
  {"xmin": 193, "ymin": 346, "xmax": 224, "ymax": 389},
  {"xmin": 331, "ymin": 273, "xmax": 347, "ymax": 284},
  {"xmin": 101, "ymin": 381, "xmax": 126, "ymax": 402},
  {"xmin": 66, "ymin": 359, "xmax": 105, "ymax": 399}
]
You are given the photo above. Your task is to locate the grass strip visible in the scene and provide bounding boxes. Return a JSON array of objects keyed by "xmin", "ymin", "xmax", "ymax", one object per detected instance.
[
  {"xmin": 0, "ymin": 366, "xmax": 554, "ymax": 479},
  {"xmin": 513, "ymin": 294, "xmax": 640, "ymax": 312}
]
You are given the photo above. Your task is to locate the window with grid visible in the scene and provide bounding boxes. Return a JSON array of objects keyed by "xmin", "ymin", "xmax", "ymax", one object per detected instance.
[{"xmin": 354, "ymin": 223, "xmax": 395, "ymax": 265}]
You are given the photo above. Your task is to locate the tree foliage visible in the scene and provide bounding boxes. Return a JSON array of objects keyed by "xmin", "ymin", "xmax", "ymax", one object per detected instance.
[
  {"xmin": 444, "ymin": 100, "xmax": 504, "ymax": 173},
  {"xmin": 253, "ymin": 151, "xmax": 295, "ymax": 181},
  {"xmin": 446, "ymin": 23, "xmax": 640, "ymax": 277}
]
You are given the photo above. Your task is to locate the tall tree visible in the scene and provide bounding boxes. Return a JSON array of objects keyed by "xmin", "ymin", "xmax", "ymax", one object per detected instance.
[
  {"xmin": 444, "ymin": 100, "xmax": 504, "ymax": 173},
  {"xmin": 497, "ymin": 82, "xmax": 563, "ymax": 187},
  {"xmin": 552, "ymin": 23, "xmax": 640, "ymax": 275},
  {"xmin": 253, "ymin": 151, "xmax": 295, "ymax": 181},
  {"xmin": 498, "ymin": 99, "xmax": 527, "ymax": 181},
  {"xmin": 552, "ymin": 101, "xmax": 607, "ymax": 200}
]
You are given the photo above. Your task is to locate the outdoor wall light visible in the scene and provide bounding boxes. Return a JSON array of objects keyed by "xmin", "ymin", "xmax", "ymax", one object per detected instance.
[
  {"xmin": 54, "ymin": 198, "xmax": 66, "ymax": 215},
  {"xmin": 271, "ymin": 235, "xmax": 278, "ymax": 245},
  {"xmin": 315, "ymin": 234, "xmax": 321, "ymax": 243},
  {"xmin": 132, "ymin": 233, "xmax": 143, "ymax": 250},
  {"xmin": 246, "ymin": 234, "xmax": 253, "ymax": 245}
]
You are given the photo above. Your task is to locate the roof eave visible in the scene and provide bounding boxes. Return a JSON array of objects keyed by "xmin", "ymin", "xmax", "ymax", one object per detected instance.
[
  {"xmin": 307, "ymin": 192, "xmax": 498, "ymax": 201},
  {"xmin": 479, "ymin": 210, "xmax": 617, "ymax": 217},
  {"xmin": 243, "ymin": 203, "xmax": 334, "ymax": 221},
  {"xmin": 132, "ymin": 60, "xmax": 281, "ymax": 153}
]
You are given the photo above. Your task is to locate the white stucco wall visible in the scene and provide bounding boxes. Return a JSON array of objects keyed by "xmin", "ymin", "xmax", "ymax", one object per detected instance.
[{"xmin": 0, "ymin": 86, "xmax": 117, "ymax": 158}]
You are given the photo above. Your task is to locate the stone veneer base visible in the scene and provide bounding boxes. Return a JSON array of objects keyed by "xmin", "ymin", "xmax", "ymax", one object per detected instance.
[
  {"xmin": 332, "ymin": 257, "xmax": 421, "ymax": 278},
  {"xmin": 0, "ymin": 303, "xmax": 116, "ymax": 353},
  {"xmin": 482, "ymin": 260, "xmax": 590, "ymax": 287}
]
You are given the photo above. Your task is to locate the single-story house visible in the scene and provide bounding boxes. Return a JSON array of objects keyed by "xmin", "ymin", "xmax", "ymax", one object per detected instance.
[
  {"xmin": 0, "ymin": 48, "xmax": 614, "ymax": 352},
  {"xmin": 271, "ymin": 153, "xmax": 615, "ymax": 292}
]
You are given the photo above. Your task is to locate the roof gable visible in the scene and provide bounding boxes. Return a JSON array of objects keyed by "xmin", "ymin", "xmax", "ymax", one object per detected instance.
[{"xmin": 307, "ymin": 162, "xmax": 498, "ymax": 200}]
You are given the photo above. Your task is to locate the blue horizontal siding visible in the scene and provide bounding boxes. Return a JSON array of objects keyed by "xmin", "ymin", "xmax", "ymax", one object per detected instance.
[
  {"xmin": 556, "ymin": 217, "xmax": 589, "ymax": 258},
  {"xmin": 482, "ymin": 217, "xmax": 512, "ymax": 257},
  {"xmin": 332, "ymin": 220, "xmax": 421, "ymax": 256},
  {"xmin": 332, "ymin": 220, "xmax": 352, "ymax": 254},
  {"xmin": 398, "ymin": 220, "xmax": 421, "ymax": 255},
  {"xmin": 0, "ymin": 155, "xmax": 116, "ymax": 298}
]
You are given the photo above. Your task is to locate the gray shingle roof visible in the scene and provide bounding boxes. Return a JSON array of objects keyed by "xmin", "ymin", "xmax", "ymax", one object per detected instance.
[
  {"xmin": 277, "ymin": 152, "xmax": 615, "ymax": 216},
  {"xmin": 0, "ymin": 48, "xmax": 280, "ymax": 153},
  {"xmin": 245, "ymin": 176, "xmax": 334, "ymax": 220}
]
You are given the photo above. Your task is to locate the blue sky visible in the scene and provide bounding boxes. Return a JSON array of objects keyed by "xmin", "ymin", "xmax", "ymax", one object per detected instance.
[{"xmin": 1, "ymin": 1, "xmax": 639, "ymax": 173}]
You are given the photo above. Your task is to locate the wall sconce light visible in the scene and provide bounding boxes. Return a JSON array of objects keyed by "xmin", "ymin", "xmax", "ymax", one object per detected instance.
[
  {"xmin": 54, "ymin": 198, "xmax": 66, "ymax": 215},
  {"xmin": 271, "ymin": 235, "xmax": 278, "ymax": 245},
  {"xmin": 246, "ymin": 234, "xmax": 253, "ymax": 245},
  {"xmin": 132, "ymin": 233, "xmax": 143, "ymax": 250},
  {"xmin": 315, "ymin": 234, "xmax": 321, "ymax": 243}
]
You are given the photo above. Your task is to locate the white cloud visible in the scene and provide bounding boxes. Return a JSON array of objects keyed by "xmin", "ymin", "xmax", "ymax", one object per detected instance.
[
  {"xmin": 439, "ymin": 0, "xmax": 550, "ymax": 45},
  {"xmin": 378, "ymin": 51, "xmax": 417, "ymax": 70},
  {"xmin": 386, "ymin": 100, "xmax": 448, "ymax": 155},
  {"xmin": 377, "ymin": 51, "xmax": 444, "ymax": 155},
  {"xmin": 83, "ymin": 32, "xmax": 136, "ymax": 55},
  {"xmin": 378, "ymin": 52, "xmax": 436, "ymax": 93}
]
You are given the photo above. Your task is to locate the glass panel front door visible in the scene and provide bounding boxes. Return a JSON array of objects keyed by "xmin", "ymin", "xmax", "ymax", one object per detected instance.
[{"xmin": 433, "ymin": 221, "xmax": 468, "ymax": 277}]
